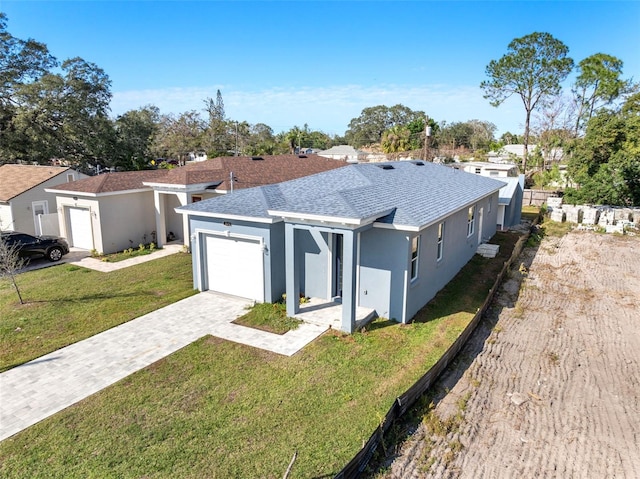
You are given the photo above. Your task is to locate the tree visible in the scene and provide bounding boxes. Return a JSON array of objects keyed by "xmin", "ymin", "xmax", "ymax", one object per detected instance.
[
  {"xmin": 244, "ymin": 123, "xmax": 276, "ymax": 156},
  {"xmin": 381, "ymin": 125, "xmax": 412, "ymax": 153},
  {"xmin": 572, "ymin": 53, "xmax": 628, "ymax": 136},
  {"xmin": 481, "ymin": 32, "xmax": 574, "ymax": 172},
  {"xmin": 153, "ymin": 111, "xmax": 206, "ymax": 163},
  {"xmin": 565, "ymin": 92, "xmax": 640, "ymax": 205},
  {"xmin": 114, "ymin": 106, "xmax": 160, "ymax": 170},
  {"xmin": 345, "ymin": 104, "xmax": 425, "ymax": 147},
  {"xmin": 0, "ymin": 235, "xmax": 27, "ymax": 304},
  {"xmin": 204, "ymin": 90, "xmax": 230, "ymax": 155}
]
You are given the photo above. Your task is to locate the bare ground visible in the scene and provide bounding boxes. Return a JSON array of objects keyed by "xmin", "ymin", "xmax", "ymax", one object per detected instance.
[{"xmin": 383, "ymin": 230, "xmax": 640, "ymax": 478}]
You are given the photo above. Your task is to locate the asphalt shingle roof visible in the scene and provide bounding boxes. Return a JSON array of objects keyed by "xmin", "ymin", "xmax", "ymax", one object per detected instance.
[
  {"xmin": 179, "ymin": 161, "xmax": 507, "ymax": 229},
  {"xmin": 46, "ymin": 154, "xmax": 345, "ymax": 194},
  {"xmin": 0, "ymin": 164, "xmax": 72, "ymax": 201}
]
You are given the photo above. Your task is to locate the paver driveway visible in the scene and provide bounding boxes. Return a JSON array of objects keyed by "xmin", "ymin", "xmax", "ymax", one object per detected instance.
[{"xmin": 0, "ymin": 291, "xmax": 327, "ymax": 441}]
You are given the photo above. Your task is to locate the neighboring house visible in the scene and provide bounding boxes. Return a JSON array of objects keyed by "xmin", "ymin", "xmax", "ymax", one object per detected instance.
[
  {"xmin": 497, "ymin": 176, "xmax": 525, "ymax": 230},
  {"xmin": 0, "ymin": 164, "xmax": 86, "ymax": 236},
  {"xmin": 318, "ymin": 145, "xmax": 369, "ymax": 163},
  {"xmin": 449, "ymin": 162, "xmax": 524, "ymax": 229},
  {"xmin": 177, "ymin": 161, "xmax": 504, "ymax": 333},
  {"xmin": 46, "ymin": 154, "xmax": 346, "ymax": 254},
  {"xmin": 454, "ymin": 161, "xmax": 519, "ymax": 178},
  {"xmin": 188, "ymin": 151, "xmax": 208, "ymax": 162},
  {"xmin": 46, "ymin": 170, "xmax": 169, "ymax": 253}
]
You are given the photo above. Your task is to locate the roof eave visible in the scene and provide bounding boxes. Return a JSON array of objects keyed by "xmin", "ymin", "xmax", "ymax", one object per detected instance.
[{"xmin": 176, "ymin": 208, "xmax": 280, "ymax": 224}]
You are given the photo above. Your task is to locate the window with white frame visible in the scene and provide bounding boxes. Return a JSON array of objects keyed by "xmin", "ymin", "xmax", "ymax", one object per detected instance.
[
  {"xmin": 467, "ymin": 206, "xmax": 475, "ymax": 237},
  {"xmin": 437, "ymin": 222, "xmax": 445, "ymax": 261},
  {"xmin": 410, "ymin": 235, "xmax": 420, "ymax": 281}
]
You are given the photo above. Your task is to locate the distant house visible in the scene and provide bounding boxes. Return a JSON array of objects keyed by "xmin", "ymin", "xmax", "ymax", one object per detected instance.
[
  {"xmin": 177, "ymin": 161, "xmax": 504, "ymax": 333},
  {"xmin": 318, "ymin": 145, "xmax": 369, "ymax": 163},
  {"xmin": 454, "ymin": 161, "xmax": 519, "ymax": 178},
  {"xmin": 0, "ymin": 164, "xmax": 86, "ymax": 236},
  {"xmin": 46, "ymin": 154, "xmax": 346, "ymax": 254}
]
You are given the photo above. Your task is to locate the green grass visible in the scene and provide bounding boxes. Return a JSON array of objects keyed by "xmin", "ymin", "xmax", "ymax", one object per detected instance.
[
  {"xmin": 0, "ymin": 253, "xmax": 196, "ymax": 372},
  {"xmin": 0, "ymin": 233, "xmax": 520, "ymax": 478},
  {"xmin": 233, "ymin": 301, "xmax": 302, "ymax": 334}
]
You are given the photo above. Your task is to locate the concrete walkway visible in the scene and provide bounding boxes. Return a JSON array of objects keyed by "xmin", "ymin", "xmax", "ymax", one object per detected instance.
[{"xmin": 0, "ymin": 291, "xmax": 328, "ymax": 442}]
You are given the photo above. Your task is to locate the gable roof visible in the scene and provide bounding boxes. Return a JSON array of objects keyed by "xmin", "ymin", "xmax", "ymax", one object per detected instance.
[
  {"xmin": 46, "ymin": 170, "xmax": 169, "ymax": 195},
  {"xmin": 46, "ymin": 154, "xmax": 346, "ymax": 195},
  {"xmin": 145, "ymin": 154, "xmax": 346, "ymax": 191},
  {"xmin": 0, "ymin": 164, "xmax": 73, "ymax": 202},
  {"xmin": 178, "ymin": 161, "xmax": 506, "ymax": 230},
  {"xmin": 498, "ymin": 176, "xmax": 525, "ymax": 206}
]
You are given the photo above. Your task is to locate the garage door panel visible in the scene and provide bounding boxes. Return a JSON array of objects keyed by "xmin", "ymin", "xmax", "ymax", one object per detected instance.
[
  {"xmin": 68, "ymin": 207, "xmax": 93, "ymax": 250},
  {"xmin": 204, "ymin": 235, "xmax": 264, "ymax": 301}
]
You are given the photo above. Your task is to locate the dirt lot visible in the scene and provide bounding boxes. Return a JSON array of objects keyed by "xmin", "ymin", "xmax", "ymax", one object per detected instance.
[{"xmin": 384, "ymin": 230, "xmax": 640, "ymax": 478}]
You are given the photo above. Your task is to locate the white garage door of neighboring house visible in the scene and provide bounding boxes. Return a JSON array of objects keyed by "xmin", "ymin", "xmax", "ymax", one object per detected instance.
[
  {"xmin": 204, "ymin": 234, "xmax": 264, "ymax": 302},
  {"xmin": 68, "ymin": 207, "xmax": 94, "ymax": 250}
]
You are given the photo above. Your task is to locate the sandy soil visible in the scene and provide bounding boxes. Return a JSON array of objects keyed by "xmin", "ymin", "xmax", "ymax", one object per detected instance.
[{"xmin": 384, "ymin": 230, "xmax": 640, "ymax": 478}]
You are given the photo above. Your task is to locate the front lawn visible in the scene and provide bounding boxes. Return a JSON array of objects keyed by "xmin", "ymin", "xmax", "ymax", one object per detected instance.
[
  {"xmin": 0, "ymin": 233, "xmax": 521, "ymax": 478},
  {"xmin": 233, "ymin": 301, "xmax": 302, "ymax": 334},
  {"xmin": 0, "ymin": 253, "xmax": 195, "ymax": 372}
]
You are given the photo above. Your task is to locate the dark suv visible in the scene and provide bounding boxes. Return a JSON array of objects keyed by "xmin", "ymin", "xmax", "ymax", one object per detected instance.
[{"xmin": 1, "ymin": 231, "xmax": 70, "ymax": 262}]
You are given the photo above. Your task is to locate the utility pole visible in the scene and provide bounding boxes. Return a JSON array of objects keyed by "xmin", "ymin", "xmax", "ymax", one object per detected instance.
[{"xmin": 423, "ymin": 116, "xmax": 432, "ymax": 161}]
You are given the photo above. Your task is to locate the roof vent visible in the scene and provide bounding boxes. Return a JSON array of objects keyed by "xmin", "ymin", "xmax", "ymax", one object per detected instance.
[
  {"xmin": 250, "ymin": 156, "xmax": 264, "ymax": 161},
  {"xmin": 412, "ymin": 161, "xmax": 425, "ymax": 166},
  {"xmin": 376, "ymin": 164, "xmax": 395, "ymax": 170},
  {"xmin": 297, "ymin": 155, "xmax": 308, "ymax": 158}
]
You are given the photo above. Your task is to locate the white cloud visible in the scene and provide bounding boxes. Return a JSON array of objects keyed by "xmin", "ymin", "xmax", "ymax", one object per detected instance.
[{"xmin": 111, "ymin": 84, "xmax": 526, "ymax": 136}]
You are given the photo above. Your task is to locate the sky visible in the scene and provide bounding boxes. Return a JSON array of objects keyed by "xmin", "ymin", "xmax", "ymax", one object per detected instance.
[{"xmin": 1, "ymin": 0, "xmax": 639, "ymax": 137}]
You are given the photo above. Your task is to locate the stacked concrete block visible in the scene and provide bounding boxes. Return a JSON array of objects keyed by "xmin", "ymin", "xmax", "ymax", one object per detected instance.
[
  {"xmin": 598, "ymin": 207, "xmax": 615, "ymax": 227},
  {"xmin": 550, "ymin": 208, "xmax": 565, "ymax": 222},
  {"xmin": 581, "ymin": 206, "xmax": 601, "ymax": 225},
  {"xmin": 617, "ymin": 208, "xmax": 634, "ymax": 223},
  {"xmin": 546, "ymin": 196, "xmax": 563, "ymax": 211},
  {"xmin": 562, "ymin": 205, "xmax": 583, "ymax": 224}
]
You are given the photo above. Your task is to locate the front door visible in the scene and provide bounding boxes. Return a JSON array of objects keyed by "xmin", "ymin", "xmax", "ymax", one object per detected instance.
[{"xmin": 32, "ymin": 200, "xmax": 48, "ymax": 236}]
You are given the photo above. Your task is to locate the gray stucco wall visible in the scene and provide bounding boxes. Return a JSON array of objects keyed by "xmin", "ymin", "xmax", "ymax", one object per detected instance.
[
  {"xmin": 188, "ymin": 215, "xmax": 282, "ymax": 302},
  {"xmin": 405, "ymin": 193, "xmax": 498, "ymax": 322},
  {"xmin": 504, "ymin": 185, "xmax": 523, "ymax": 228},
  {"xmin": 358, "ymin": 228, "xmax": 409, "ymax": 321},
  {"xmin": 296, "ymin": 229, "xmax": 330, "ymax": 299}
]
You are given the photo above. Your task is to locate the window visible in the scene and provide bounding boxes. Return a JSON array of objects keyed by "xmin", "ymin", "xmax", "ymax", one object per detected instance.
[
  {"xmin": 467, "ymin": 206, "xmax": 475, "ymax": 237},
  {"xmin": 475, "ymin": 167, "xmax": 482, "ymax": 174},
  {"xmin": 67, "ymin": 173, "xmax": 75, "ymax": 182},
  {"xmin": 488, "ymin": 198, "xmax": 492, "ymax": 213},
  {"xmin": 410, "ymin": 236, "xmax": 420, "ymax": 281},
  {"xmin": 437, "ymin": 222, "xmax": 445, "ymax": 261}
]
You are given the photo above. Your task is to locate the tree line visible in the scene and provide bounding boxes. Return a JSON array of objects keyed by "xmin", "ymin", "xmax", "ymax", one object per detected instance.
[{"xmin": 1, "ymin": 13, "xmax": 637, "ymax": 205}]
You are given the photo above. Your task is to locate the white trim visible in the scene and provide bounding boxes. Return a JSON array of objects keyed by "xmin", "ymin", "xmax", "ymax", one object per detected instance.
[
  {"xmin": 178, "ymin": 209, "xmax": 280, "ymax": 224},
  {"xmin": 267, "ymin": 209, "xmax": 394, "ymax": 227},
  {"xmin": 142, "ymin": 181, "xmax": 220, "ymax": 192},
  {"xmin": 45, "ymin": 188, "xmax": 150, "ymax": 197},
  {"xmin": 437, "ymin": 221, "xmax": 445, "ymax": 262}
]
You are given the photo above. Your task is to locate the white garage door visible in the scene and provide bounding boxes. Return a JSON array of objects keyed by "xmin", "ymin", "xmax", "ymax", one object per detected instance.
[
  {"xmin": 68, "ymin": 207, "xmax": 94, "ymax": 250},
  {"xmin": 204, "ymin": 234, "xmax": 264, "ymax": 301}
]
